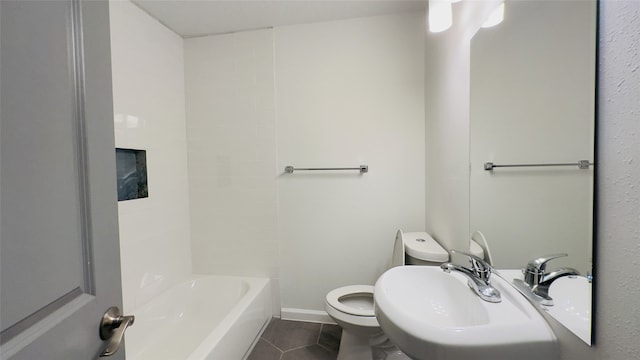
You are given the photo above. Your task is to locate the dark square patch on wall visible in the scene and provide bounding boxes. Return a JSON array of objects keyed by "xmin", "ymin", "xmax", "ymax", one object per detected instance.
[{"xmin": 116, "ymin": 148, "xmax": 148, "ymax": 201}]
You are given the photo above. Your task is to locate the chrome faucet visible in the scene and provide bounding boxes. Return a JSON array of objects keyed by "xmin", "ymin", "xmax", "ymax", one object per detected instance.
[
  {"xmin": 517, "ymin": 253, "xmax": 580, "ymax": 306},
  {"xmin": 441, "ymin": 249, "xmax": 501, "ymax": 303}
]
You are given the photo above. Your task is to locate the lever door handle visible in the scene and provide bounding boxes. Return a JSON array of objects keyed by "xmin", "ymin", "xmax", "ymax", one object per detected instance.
[{"xmin": 99, "ymin": 306, "xmax": 135, "ymax": 357}]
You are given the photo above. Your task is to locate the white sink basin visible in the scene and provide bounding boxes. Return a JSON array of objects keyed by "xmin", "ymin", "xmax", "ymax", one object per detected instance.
[
  {"xmin": 374, "ymin": 266, "xmax": 558, "ymax": 360},
  {"xmin": 499, "ymin": 269, "xmax": 592, "ymax": 345},
  {"xmin": 547, "ymin": 276, "xmax": 592, "ymax": 344}
]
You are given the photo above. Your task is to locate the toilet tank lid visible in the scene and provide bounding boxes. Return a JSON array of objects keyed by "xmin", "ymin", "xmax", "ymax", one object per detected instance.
[{"xmin": 403, "ymin": 232, "xmax": 449, "ymax": 262}]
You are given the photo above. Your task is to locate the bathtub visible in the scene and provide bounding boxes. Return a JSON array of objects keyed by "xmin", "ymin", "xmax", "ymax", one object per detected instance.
[{"xmin": 125, "ymin": 275, "xmax": 272, "ymax": 360}]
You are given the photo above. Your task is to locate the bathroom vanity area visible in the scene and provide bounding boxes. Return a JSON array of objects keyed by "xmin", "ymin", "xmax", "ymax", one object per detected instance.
[
  {"xmin": 468, "ymin": 0, "xmax": 596, "ymax": 346},
  {"xmin": 374, "ymin": 1, "xmax": 597, "ymax": 358}
]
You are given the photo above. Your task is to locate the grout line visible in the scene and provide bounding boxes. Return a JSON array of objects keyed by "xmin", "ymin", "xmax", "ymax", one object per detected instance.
[
  {"xmin": 316, "ymin": 323, "xmax": 340, "ymax": 354},
  {"xmin": 253, "ymin": 319, "xmax": 340, "ymax": 359},
  {"xmin": 316, "ymin": 323, "xmax": 323, "ymax": 346},
  {"xmin": 316, "ymin": 342, "xmax": 336, "ymax": 354},
  {"xmin": 261, "ymin": 337, "xmax": 286, "ymax": 354},
  {"xmin": 282, "ymin": 344, "xmax": 314, "ymax": 353}
]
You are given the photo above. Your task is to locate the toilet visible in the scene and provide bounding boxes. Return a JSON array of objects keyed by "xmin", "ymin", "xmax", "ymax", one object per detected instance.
[
  {"xmin": 324, "ymin": 230, "xmax": 451, "ymax": 360},
  {"xmin": 401, "ymin": 231, "xmax": 451, "ymax": 265},
  {"xmin": 324, "ymin": 285, "xmax": 382, "ymax": 360}
]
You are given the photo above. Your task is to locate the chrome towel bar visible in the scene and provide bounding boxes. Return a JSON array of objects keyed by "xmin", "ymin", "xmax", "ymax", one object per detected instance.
[
  {"xmin": 284, "ymin": 165, "xmax": 368, "ymax": 174},
  {"xmin": 484, "ymin": 160, "xmax": 593, "ymax": 171}
]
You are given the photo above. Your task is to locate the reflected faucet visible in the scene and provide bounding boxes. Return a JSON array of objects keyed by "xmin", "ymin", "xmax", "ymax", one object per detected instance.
[
  {"xmin": 516, "ymin": 253, "xmax": 580, "ymax": 306},
  {"xmin": 441, "ymin": 249, "xmax": 501, "ymax": 303}
]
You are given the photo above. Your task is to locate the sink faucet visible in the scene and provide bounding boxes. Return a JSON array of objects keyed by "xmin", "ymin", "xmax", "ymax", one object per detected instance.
[
  {"xmin": 517, "ymin": 253, "xmax": 580, "ymax": 306},
  {"xmin": 441, "ymin": 250, "xmax": 501, "ymax": 303}
]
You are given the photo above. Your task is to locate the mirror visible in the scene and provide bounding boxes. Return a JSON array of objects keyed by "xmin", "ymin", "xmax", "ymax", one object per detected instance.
[{"xmin": 470, "ymin": 0, "xmax": 596, "ymax": 344}]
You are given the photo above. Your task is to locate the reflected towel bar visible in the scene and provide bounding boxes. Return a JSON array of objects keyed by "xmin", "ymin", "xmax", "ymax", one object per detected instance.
[
  {"xmin": 284, "ymin": 165, "xmax": 368, "ymax": 174},
  {"xmin": 484, "ymin": 160, "xmax": 593, "ymax": 171}
]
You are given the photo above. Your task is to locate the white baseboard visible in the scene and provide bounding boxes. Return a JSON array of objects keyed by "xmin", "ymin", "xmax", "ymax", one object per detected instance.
[{"xmin": 280, "ymin": 308, "xmax": 336, "ymax": 324}]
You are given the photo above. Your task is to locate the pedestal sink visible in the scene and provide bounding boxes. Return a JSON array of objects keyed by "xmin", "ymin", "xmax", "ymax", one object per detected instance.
[{"xmin": 374, "ymin": 266, "xmax": 558, "ymax": 360}]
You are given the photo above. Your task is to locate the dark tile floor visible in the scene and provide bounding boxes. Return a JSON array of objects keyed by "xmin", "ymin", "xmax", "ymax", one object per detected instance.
[{"xmin": 247, "ymin": 318, "xmax": 342, "ymax": 360}]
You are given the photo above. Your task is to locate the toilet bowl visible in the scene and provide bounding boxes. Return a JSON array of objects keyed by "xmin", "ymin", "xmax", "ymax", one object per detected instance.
[
  {"xmin": 324, "ymin": 230, "xmax": 449, "ymax": 360},
  {"xmin": 325, "ymin": 285, "xmax": 379, "ymax": 333},
  {"xmin": 325, "ymin": 285, "xmax": 400, "ymax": 360}
]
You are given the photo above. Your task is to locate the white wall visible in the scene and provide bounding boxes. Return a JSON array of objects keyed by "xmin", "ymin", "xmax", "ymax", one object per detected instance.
[
  {"xmin": 184, "ymin": 29, "xmax": 280, "ymax": 305},
  {"xmin": 275, "ymin": 14, "xmax": 426, "ymax": 312},
  {"xmin": 565, "ymin": 2, "xmax": 640, "ymax": 358},
  {"xmin": 469, "ymin": 1, "xmax": 596, "ymax": 273},
  {"xmin": 109, "ymin": 0, "xmax": 191, "ymax": 313},
  {"xmin": 184, "ymin": 13, "xmax": 426, "ymax": 313},
  {"xmin": 543, "ymin": 2, "xmax": 640, "ymax": 358},
  {"xmin": 425, "ymin": 1, "xmax": 497, "ymax": 251}
]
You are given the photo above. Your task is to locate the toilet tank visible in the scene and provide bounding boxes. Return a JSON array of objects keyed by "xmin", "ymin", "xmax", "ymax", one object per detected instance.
[
  {"xmin": 392, "ymin": 230, "xmax": 450, "ymax": 267},
  {"xmin": 392, "ymin": 230, "xmax": 488, "ymax": 269},
  {"xmin": 403, "ymin": 231, "xmax": 450, "ymax": 265}
]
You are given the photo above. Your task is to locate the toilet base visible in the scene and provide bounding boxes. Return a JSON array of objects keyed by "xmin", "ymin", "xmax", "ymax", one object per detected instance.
[
  {"xmin": 336, "ymin": 329, "xmax": 411, "ymax": 360},
  {"xmin": 337, "ymin": 330, "xmax": 375, "ymax": 360},
  {"xmin": 371, "ymin": 333, "xmax": 410, "ymax": 360}
]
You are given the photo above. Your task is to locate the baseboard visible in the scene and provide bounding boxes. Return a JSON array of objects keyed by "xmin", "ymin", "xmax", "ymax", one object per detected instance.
[{"xmin": 280, "ymin": 308, "xmax": 336, "ymax": 324}]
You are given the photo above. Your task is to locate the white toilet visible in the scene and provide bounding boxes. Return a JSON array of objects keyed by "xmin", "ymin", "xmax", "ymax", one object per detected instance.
[
  {"xmin": 324, "ymin": 230, "xmax": 451, "ymax": 360},
  {"xmin": 402, "ymin": 230, "xmax": 485, "ymax": 265},
  {"xmin": 401, "ymin": 231, "xmax": 451, "ymax": 265},
  {"xmin": 324, "ymin": 285, "xmax": 381, "ymax": 360}
]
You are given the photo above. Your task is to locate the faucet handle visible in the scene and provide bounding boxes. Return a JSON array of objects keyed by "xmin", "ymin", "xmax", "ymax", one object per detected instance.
[
  {"xmin": 523, "ymin": 253, "xmax": 568, "ymax": 287},
  {"xmin": 526, "ymin": 253, "xmax": 568, "ymax": 273},
  {"xmin": 450, "ymin": 249, "xmax": 492, "ymax": 281}
]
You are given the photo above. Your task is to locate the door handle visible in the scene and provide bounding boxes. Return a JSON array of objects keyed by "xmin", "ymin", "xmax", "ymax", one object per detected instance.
[{"xmin": 99, "ymin": 306, "xmax": 135, "ymax": 357}]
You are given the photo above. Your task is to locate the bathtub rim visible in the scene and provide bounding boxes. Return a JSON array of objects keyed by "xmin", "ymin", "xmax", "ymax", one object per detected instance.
[{"xmin": 125, "ymin": 274, "xmax": 271, "ymax": 360}]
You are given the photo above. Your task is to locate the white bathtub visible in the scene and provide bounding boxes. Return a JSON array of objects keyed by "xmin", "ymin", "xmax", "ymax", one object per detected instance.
[{"xmin": 125, "ymin": 275, "xmax": 272, "ymax": 360}]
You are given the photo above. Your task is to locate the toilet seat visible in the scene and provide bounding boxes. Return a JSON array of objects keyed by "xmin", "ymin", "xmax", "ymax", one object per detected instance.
[{"xmin": 326, "ymin": 285, "xmax": 375, "ymax": 317}]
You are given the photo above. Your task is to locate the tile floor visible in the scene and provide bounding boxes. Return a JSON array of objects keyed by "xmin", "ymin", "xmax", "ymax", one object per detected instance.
[{"xmin": 247, "ymin": 318, "xmax": 342, "ymax": 360}]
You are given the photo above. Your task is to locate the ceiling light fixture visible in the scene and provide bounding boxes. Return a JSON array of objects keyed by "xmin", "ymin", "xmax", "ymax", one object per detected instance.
[
  {"xmin": 428, "ymin": 0, "xmax": 453, "ymax": 33},
  {"xmin": 481, "ymin": 2, "xmax": 505, "ymax": 28}
]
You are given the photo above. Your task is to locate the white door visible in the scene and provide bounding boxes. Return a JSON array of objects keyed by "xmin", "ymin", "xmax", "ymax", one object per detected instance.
[{"xmin": 1, "ymin": 0, "xmax": 127, "ymax": 359}]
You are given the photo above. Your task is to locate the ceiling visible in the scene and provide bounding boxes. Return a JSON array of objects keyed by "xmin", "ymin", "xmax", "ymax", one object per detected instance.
[{"xmin": 132, "ymin": 0, "xmax": 427, "ymax": 38}]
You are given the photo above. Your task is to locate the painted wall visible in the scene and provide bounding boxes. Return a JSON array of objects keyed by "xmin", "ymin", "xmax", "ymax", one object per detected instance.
[
  {"xmin": 424, "ymin": 1, "xmax": 497, "ymax": 251},
  {"xmin": 574, "ymin": 2, "xmax": 640, "ymax": 358},
  {"xmin": 184, "ymin": 13, "xmax": 426, "ymax": 313},
  {"xmin": 109, "ymin": 0, "xmax": 191, "ymax": 313},
  {"xmin": 543, "ymin": 2, "xmax": 640, "ymax": 358},
  {"xmin": 275, "ymin": 14, "xmax": 426, "ymax": 312}
]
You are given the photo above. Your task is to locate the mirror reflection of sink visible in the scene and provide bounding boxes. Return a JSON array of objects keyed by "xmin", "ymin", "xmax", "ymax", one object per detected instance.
[
  {"xmin": 374, "ymin": 266, "xmax": 558, "ymax": 360},
  {"xmin": 499, "ymin": 269, "xmax": 592, "ymax": 345},
  {"xmin": 547, "ymin": 276, "xmax": 592, "ymax": 344}
]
